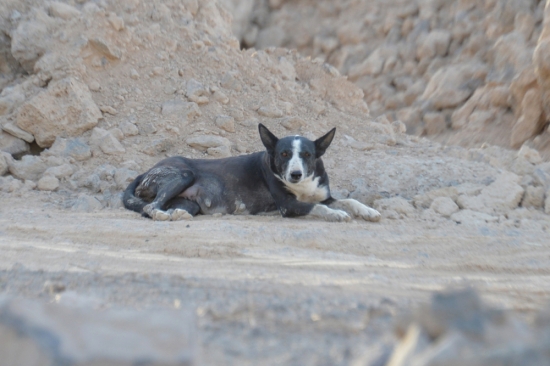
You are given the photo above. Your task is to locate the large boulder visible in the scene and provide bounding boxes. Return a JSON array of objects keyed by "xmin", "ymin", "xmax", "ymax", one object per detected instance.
[
  {"xmin": 421, "ymin": 62, "xmax": 488, "ymax": 109},
  {"xmin": 16, "ymin": 77, "xmax": 102, "ymax": 148}
]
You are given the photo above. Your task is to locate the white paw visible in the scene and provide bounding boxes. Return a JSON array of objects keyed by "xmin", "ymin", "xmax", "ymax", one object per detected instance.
[
  {"xmin": 358, "ymin": 206, "xmax": 381, "ymax": 222},
  {"xmin": 171, "ymin": 208, "xmax": 192, "ymax": 221},
  {"xmin": 309, "ymin": 205, "xmax": 351, "ymax": 222},
  {"xmin": 327, "ymin": 209, "xmax": 351, "ymax": 222},
  {"xmin": 151, "ymin": 209, "xmax": 171, "ymax": 221},
  {"xmin": 336, "ymin": 199, "xmax": 381, "ymax": 222}
]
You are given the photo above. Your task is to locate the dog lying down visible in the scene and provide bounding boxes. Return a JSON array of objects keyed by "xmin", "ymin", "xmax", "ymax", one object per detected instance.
[{"xmin": 123, "ymin": 124, "xmax": 381, "ymax": 222}]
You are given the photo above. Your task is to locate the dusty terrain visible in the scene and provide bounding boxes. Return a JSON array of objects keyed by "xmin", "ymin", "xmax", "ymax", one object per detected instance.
[{"xmin": 0, "ymin": 0, "xmax": 550, "ymax": 365}]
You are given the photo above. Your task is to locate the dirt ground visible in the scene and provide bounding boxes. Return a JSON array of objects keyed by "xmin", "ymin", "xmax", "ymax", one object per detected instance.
[{"xmin": 1, "ymin": 190, "xmax": 549, "ymax": 364}]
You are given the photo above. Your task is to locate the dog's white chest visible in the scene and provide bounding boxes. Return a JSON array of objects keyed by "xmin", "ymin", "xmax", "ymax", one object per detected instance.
[{"xmin": 282, "ymin": 175, "xmax": 329, "ymax": 203}]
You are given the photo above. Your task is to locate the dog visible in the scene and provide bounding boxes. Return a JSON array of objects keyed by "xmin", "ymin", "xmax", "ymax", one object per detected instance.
[{"xmin": 123, "ymin": 124, "xmax": 381, "ymax": 222}]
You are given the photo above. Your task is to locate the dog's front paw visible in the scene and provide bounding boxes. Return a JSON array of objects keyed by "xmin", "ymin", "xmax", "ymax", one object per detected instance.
[
  {"xmin": 151, "ymin": 209, "xmax": 171, "ymax": 221},
  {"xmin": 358, "ymin": 207, "xmax": 381, "ymax": 222},
  {"xmin": 309, "ymin": 205, "xmax": 351, "ymax": 222},
  {"xmin": 327, "ymin": 209, "xmax": 351, "ymax": 222}
]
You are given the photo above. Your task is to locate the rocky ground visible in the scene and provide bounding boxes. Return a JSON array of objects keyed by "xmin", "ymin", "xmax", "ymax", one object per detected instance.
[{"xmin": 0, "ymin": 0, "xmax": 550, "ymax": 365}]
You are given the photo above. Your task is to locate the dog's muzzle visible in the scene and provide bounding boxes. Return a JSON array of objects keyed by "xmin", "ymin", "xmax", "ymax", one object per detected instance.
[{"xmin": 289, "ymin": 170, "xmax": 302, "ymax": 183}]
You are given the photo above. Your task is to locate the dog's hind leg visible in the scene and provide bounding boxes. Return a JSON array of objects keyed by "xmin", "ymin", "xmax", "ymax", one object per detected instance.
[
  {"xmin": 327, "ymin": 199, "xmax": 381, "ymax": 222},
  {"xmin": 165, "ymin": 197, "xmax": 201, "ymax": 221},
  {"xmin": 140, "ymin": 168, "xmax": 195, "ymax": 221}
]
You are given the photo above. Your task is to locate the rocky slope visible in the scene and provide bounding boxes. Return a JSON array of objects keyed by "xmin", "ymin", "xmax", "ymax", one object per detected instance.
[{"xmin": 224, "ymin": 0, "xmax": 550, "ymax": 157}]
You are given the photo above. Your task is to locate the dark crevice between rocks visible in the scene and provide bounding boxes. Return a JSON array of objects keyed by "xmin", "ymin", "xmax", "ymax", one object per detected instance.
[{"xmin": 12, "ymin": 141, "xmax": 45, "ymax": 160}]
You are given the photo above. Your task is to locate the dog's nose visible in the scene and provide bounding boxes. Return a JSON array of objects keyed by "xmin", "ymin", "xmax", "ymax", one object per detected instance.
[{"xmin": 290, "ymin": 171, "xmax": 302, "ymax": 180}]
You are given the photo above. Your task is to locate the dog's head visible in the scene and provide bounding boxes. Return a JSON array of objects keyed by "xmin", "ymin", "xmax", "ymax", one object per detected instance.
[{"xmin": 259, "ymin": 124, "xmax": 336, "ymax": 184}]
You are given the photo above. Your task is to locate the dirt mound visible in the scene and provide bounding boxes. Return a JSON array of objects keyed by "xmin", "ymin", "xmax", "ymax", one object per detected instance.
[{"xmin": 225, "ymin": 0, "xmax": 550, "ymax": 157}]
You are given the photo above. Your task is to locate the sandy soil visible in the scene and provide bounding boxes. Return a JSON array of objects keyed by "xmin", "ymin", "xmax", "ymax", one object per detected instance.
[{"xmin": 2, "ymin": 192, "xmax": 549, "ymax": 364}]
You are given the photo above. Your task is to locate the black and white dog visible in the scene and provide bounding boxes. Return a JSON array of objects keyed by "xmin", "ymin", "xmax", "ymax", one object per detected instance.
[{"xmin": 123, "ymin": 124, "xmax": 381, "ymax": 222}]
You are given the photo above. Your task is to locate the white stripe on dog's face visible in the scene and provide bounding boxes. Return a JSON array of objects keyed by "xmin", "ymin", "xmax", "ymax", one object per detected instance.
[{"xmin": 285, "ymin": 138, "xmax": 304, "ymax": 182}]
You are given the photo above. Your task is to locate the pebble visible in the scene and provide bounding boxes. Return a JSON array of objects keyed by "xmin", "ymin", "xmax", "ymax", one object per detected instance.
[
  {"xmin": 37, "ymin": 175, "xmax": 60, "ymax": 191},
  {"xmin": 215, "ymin": 115, "xmax": 235, "ymax": 133}
]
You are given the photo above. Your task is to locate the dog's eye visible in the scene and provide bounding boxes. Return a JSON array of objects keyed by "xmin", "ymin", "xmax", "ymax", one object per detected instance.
[
  {"xmin": 281, "ymin": 152, "xmax": 288, "ymax": 157},
  {"xmin": 304, "ymin": 152, "xmax": 311, "ymax": 157}
]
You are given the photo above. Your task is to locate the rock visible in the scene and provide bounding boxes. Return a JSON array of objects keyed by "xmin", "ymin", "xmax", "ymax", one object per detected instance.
[
  {"xmin": 141, "ymin": 138, "xmax": 173, "ymax": 156},
  {"xmin": 109, "ymin": 128, "xmax": 124, "ymax": 141},
  {"xmin": 450, "ymin": 209, "xmax": 499, "ymax": 225},
  {"xmin": 0, "ymin": 297, "xmax": 196, "ymax": 365},
  {"xmin": 522, "ymin": 186, "xmax": 545, "ymax": 209},
  {"xmin": 0, "ymin": 88, "xmax": 26, "ymax": 116},
  {"xmin": 96, "ymin": 165, "xmax": 116, "ymax": 180},
  {"xmin": 129, "ymin": 68, "xmax": 140, "ymax": 80},
  {"xmin": 457, "ymin": 172, "xmax": 524, "ymax": 214},
  {"xmin": 119, "ymin": 121, "xmax": 139, "ymax": 137},
  {"xmin": 533, "ymin": 168, "xmax": 550, "ymax": 189},
  {"xmin": 518, "ymin": 145, "xmax": 542, "ymax": 165},
  {"xmin": 374, "ymin": 197, "xmax": 415, "ymax": 219},
  {"xmin": 207, "ymin": 145, "xmax": 231, "ymax": 158},
  {"xmin": 534, "ymin": 1, "xmax": 550, "ymax": 118},
  {"xmin": 89, "ymin": 128, "xmax": 126, "ymax": 155},
  {"xmin": 417, "ymin": 30, "xmax": 452, "ymax": 61},
  {"xmin": 421, "ymin": 62, "xmax": 487, "ymax": 109},
  {"xmin": 7, "ymin": 155, "xmax": 50, "ymax": 181},
  {"xmin": 2, "ymin": 123, "xmax": 34, "ymax": 143},
  {"xmin": 415, "ymin": 288, "xmax": 488, "ymax": 339},
  {"xmin": 72, "ymin": 194, "xmax": 104, "ymax": 212},
  {"xmin": 257, "ymin": 106, "xmax": 284, "ymax": 118},
  {"xmin": 44, "ymin": 164, "xmax": 74, "ymax": 179},
  {"xmin": 186, "ymin": 135, "xmax": 231, "ymax": 152},
  {"xmin": 49, "ymin": 2, "xmax": 81, "ymax": 20},
  {"xmin": 17, "ymin": 77, "xmax": 102, "ymax": 148},
  {"xmin": 413, "ymin": 187, "xmax": 459, "ymax": 209},
  {"xmin": 0, "ymin": 175, "xmax": 23, "ymax": 193},
  {"xmin": 107, "ymin": 12, "xmax": 125, "ymax": 31},
  {"xmin": 0, "ymin": 130, "xmax": 29, "ymax": 157},
  {"xmin": 511, "ymin": 88, "xmax": 544, "ymax": 148},
  {"xmin": 114, "ymin": 168, "xmax": 138, "ymax": 189},
  {"xmin": 280, "ymin": 116, "xmax": 305, "ymax": 131},
  {"xmin": 545, "ymin": 189, "xmax": 550, "ymax": 214},
  {"xmin": 430, "ymin": 197, "xmax": 459, "ymax": 217},
  {"xmin": 186, "ymin": 79, "xmax": 209, "ymax": 104},
  {"xmin": 89, "ymin": 38, "xmax": 122, "ymax": 59},
  {"xmin": 348, "ymin": 48, "xmax": 386, "ymax": 79},
  {"xmin": 100, "ymin": 105, "xmax": 118, "ymax": 115},
  {"xmin": 277, "ymin": 57, "xmax": 296, "ymax": 81},
  {"xmin": 161, "ymin": 100, "xmax": 202, "ymax": 120},
  {"xmin": 45, "ymin": 137, "xmax": 92, "ymax": 161},
  {"xmin": 392, "ymin": 120, "xmax": 407, "ymax": 134},
  {"xmin": 215, "ymin": 115, "xmax": 235, "ymax": 133},
  {"xmin": 0, "ymin": 153, "xmax": 8, "ymax": 176},
  {"xmin": 11, "ymin": 10, "xmax": 56, "ymax": 73},
  {"xmin": 220, "ymin": 72, "xmax": 242, "ymax": 91},
  {"xmin": 37, "ymin": 175, "xmax": 60, "ymax": 191},
  {"xmin": 211, "ymin": 89, "xmax": 229, "ymax": 104},
  {"xmin": 104, "ymin": 192, "xmax": 124, "ymax": 209}
]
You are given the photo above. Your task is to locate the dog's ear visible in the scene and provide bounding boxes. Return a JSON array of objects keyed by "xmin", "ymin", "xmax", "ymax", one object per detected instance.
[
  {"xmin": 258, "ymin": 123, "xmax": 279, "ymax": 153},
  {"xmin": 314, "ymin": 128, "xmax": 336, "ymax": 158}
]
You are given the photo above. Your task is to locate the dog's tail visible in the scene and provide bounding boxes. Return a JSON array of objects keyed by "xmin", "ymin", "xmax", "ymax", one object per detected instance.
[{"xmin": 122, "ymin": 174, "xmax": 148, "ymax": 214}]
